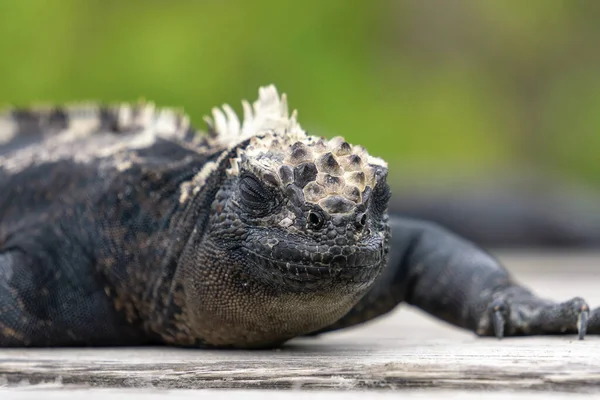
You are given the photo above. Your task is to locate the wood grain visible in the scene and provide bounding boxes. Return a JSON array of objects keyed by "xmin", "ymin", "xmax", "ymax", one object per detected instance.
[{"xmin": 1, "ymin": 251, "xmax": 600, "ymax": 396}]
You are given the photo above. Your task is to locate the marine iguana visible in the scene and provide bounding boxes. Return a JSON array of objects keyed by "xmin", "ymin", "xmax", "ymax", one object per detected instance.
[{"xmin": 0, "ymin": 85, "xmax": 597, "ymax": 348}]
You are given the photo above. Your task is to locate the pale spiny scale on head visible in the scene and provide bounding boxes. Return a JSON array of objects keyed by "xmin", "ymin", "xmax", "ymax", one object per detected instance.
[{"xmin": 202, "ymin": 84, "xmax": 388, "ymax": 215}]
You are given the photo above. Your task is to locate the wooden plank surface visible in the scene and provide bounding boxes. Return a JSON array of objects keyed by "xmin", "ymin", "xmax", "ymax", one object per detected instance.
[{"xmin": 1, "ymin": 251, "xmax": 600, "ymax": 398}]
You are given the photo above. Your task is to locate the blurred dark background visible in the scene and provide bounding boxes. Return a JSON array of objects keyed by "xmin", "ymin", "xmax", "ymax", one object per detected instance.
[{"xmin": 1, "ymin": 0, "xmax": 600, "ymax": 247}]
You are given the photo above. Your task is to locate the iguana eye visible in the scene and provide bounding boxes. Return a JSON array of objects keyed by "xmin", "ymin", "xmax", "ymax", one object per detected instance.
[
  {"xmin": 307, "ymin": 209, "xmax": 325, "ymax": 230},
  {"xmin": 239, "ymin": 174, "xmax": 276, "ymax": 212}
]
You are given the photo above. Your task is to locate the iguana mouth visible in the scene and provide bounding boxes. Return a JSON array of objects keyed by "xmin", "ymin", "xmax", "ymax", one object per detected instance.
[{"xmin": 245, "ymin": 246, "xmax": 384, "ymax": 282}]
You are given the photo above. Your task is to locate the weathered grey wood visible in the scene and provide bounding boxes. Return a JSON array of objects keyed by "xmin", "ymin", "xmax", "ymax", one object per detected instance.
[
  {"xmin": 1, "ymin": 252, "xmax": 600, "ymax": 396},
  {"xmin": 0, "ymin": 387, "xmax": 595, "ymax": 400},
  {"xmin": 0, "ymin": 388, "xmax": 596, "ymax": 400}
]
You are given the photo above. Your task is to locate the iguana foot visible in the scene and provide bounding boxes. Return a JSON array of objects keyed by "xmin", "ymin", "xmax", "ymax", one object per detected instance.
[{"xmin": 477, "ymin": 286, "xmax": 599, "ymax": 339}]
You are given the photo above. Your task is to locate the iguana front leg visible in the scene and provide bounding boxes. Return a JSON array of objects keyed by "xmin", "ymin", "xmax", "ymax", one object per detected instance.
[
  {"xmin": 0, "ymin": 251, "xmax": 49, "ymax": 346},
  {"xmin": 314, "ymin": 216, "xmax": 599, "ymax": 338},
  {"xmin": 395, "ymin": 217, "xmax": 599, "ymax": 338}
]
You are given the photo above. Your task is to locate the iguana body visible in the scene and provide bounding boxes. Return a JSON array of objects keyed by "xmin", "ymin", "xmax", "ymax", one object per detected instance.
[{"xmin": 0, "ymin": 85, "xmax": 597, "ymax": 348}]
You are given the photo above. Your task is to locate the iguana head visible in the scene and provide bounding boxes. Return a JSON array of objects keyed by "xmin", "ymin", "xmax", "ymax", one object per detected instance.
[{"xmin": 178, "ymin": 86, "xmax": 391, "ymax": 347}]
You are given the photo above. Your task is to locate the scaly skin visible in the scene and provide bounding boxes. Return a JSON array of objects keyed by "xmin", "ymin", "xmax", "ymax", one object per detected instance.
[{"xmin": 0, "ymin": 86, "xmax": 597, "ymax": 348}]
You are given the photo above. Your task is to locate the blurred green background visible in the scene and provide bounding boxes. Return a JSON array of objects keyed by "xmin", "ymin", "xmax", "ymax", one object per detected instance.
[{"xmin": 1, "ymin": 0, "xmax": 599, "ymax": 190}]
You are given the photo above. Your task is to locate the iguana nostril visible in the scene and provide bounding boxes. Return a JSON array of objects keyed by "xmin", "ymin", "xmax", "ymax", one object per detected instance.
[{"xmin": 356, "ymin": 212, "xmax": 367, "ymax": 229}]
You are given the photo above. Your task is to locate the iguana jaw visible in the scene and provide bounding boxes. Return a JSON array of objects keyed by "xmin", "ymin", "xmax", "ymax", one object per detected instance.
[
  {"xmin": 175, "ymin": 228, "xmax": 388, "ymax": 348},
  {"xmin": 240, "ymin": 222, "xmax": 386, "ymax": 287}
]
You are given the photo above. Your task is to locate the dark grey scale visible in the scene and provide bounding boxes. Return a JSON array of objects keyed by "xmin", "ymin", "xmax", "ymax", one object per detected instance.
[
  {"xmin": 344, "ymin": 154, "xmax": 362, "ymax": 171},
  {"xmin": 343, "ymin": 186, "xmax": 361, "ymax": 203},
  {"xmin": 321, "ymin": 174, "xmax": 342, "ymax": 188},
  {"xmin": 97, "ymin": 107, "xmax": 120, "ymax": 133},
  {"xmin": 262, "ymin": 172, "xmax": 279, "ymax": 187},
  {"xmin": 373, "ymin": 164, "xmax": 388, "ymax": 178},
  {"xmin": 127, "ymin": 106, "xmax": 151, "ymax": 133},
  {"xmin": 348, "ymin": 171, "xmax": 366, "ymax": 187},
  {"xmin": 349, "ymin": 154, "xmax": 362, "ymax": 164},
  {"xmin": 284, "ymin": 184, "xmax": 305, "ymax": 207},
  {"xmin": 361, "ymin": 186, "xmax": 373, "ymax": 204},
  {"xmin": 313, "ymin": 139, "xmax": 327, "ymax": 151},
  {"xmin": 317, "ymin": 152, "xmax": 342, "ymax": 176},
  {"xmin": 11, "ymin": 109, "xmax": 44, "ymax": 137},
  {"xmin": 333, "ymin": 141, "xmax": 352, "ymax": 156},
  {"xmin": 278, "ymin": 165, "xmax": 294, "ymax": 185},
  {"xmin": 330, "ymin": 215, "xmax": 345, "ymax": 227},
  {"xmin": 321, "ymin": 195, "xmax": 354, "ymax": 214},
  {"xmin": 317, "ymin": 174, "xmax": 344, "ymax": 193},
  {"xmin": 293, "ymin": 162, "xmax": 318, "ymax": 188},
  {"xmin": 47, "ymin": 109, "xmax": 69, "ymax": 132},
  {"xmin": 183, "ymin": 125, "xmax": 199, "ymax": 142},
  {"xmin": 204, "ymin": 120, "xmax": 219, "ymax": 138},
  {"xmin": 289, "ymin": 141, "xmax": 311, "ymax": 163},
  {"xmin": 303, "ymin": 181, "xmax": 325, "ymax": 201}
]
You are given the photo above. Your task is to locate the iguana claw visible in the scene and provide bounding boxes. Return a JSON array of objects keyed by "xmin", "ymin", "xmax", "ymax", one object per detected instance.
[
  {"xmin": 491, "ymin": 302, "xmax": 505, "ymax": 339},
  {"xmin": 578, "ymin": 308, "xmax": 589, "ymax": 340}
]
